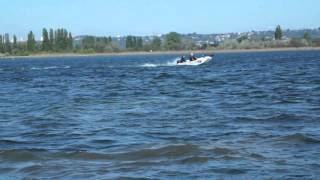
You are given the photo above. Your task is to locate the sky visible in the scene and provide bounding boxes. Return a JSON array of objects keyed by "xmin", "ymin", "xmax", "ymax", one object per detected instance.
[{"xmin": 1, "ymin": 0, "xmax": 319, "ymax": 39}]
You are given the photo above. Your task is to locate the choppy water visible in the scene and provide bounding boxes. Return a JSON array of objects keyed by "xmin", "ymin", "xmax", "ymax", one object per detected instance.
[{"xmin": 0, "ymin": 51, "xmax": 320, "ymax": 179}]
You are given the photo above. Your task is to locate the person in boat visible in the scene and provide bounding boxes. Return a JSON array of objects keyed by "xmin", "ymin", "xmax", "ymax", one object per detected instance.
[
  {"xmin": 177, "ymin": 56, "xmax": 186, "ymax": 64},
  {"xmin": 189, "ymin": 52, "xmax": 197, "ymax": 61}
]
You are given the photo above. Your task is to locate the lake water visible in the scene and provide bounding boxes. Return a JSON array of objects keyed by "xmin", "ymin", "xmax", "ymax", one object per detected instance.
[{"xmin": 0, "ymin": 51, "xmax": 320, "ymax": 179}]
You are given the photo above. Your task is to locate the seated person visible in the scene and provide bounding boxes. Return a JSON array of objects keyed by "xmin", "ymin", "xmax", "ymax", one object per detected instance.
[
  {"xmin": 177, "ymin": 56, "xmax": 186, "ymax": 63},
  {"xmin": 189, "ymin": 52, "xmax": 197, "ymax": 61}
]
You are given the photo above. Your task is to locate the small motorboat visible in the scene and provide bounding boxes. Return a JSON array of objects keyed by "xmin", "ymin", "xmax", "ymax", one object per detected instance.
[{"xmin": 177, "ymin": 56, "xmax": 212, "ymax": 65}]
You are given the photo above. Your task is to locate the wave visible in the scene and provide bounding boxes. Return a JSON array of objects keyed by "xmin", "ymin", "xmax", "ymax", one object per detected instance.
[
  {"xmin": 278, "ymin": 133, "xmax": 320, "ymax": 144},
  {"xmin": 90, "ymin": 139, "xmax": 115, "ymax": 144},
  {"xmin": 208, "ymin": 168, "xmax": 248, "ymax": 175},
  {"xmin": 211, "ymin": 147, "xmax": 235, "ymax": 155},
  {"xmin": 114, "ymin": 144, "xmax": 199, "ymax": 160},
  {"xmin": 236, "ymin": 113, "xmax": 305, "ymax": 123},
  {"xmin": 0, "ymin": 144, "xmax": 200, "ymax": 162},
  {"xmin": 153, "ymin": 72, "xmax": 174, "ymax": 80},
  {"xmin": 250, "ymin": 153, "xmax": 265, "ymax": 160},
  {"xmin": 0, "ymin": 149, "xmax": 46, "ymax": 162},
  {"xmin": 265, "ymin": 114, "xmax": 305, "ymax": 122},
  {"xmin": 183, "ymin": 79, "xmax": 225, "ymax": 86},
  {"xmin": 115, "ymin": 177, "xmax": 151, "ymax": 180},
  {"xmin": 0, "ymin": 139, "xmax": 29, "ymax": 145},
  {"xmin": 178, "ymin": 156, "xmax": 209, "ymax": 164},
  {"xmin": 30, "ymin": 66, "xmax": 70, "ymax": 70}
]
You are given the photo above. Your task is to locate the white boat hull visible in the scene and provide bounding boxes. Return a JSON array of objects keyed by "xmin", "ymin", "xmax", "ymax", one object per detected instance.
[{"xmin": 177, "ymin": 56, "xmax": 212, "ymax": 65}]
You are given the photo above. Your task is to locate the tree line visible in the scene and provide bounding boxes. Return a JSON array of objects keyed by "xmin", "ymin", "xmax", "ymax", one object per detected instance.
[
  {"xmin": 78, "ymin": 36, "xmax": 117, "ymax": 53},
  {"xmin": 0, "ymin": 30, "xmax": 179, "ymax": 55},
  {"xmin": 218, "ymin": 25, "xmax": 320, "ymax": 50},
  {"xmin": 131, "ymin": 26, "xmax": 320, "ymax": 51},
  {"xmin": 125, "ymin": 36, "xmax": 143, "ymax": 50},
  {"xmin": 126, "ymin": 32, "xmax": 196, "ymax": 52},
  {"xmin": 0, "ymin": 28, "xmax": 73, "ymax": 55},
  {"xmin": 1, "ymin": 25, "xmax": 320, "ymax": 56}
]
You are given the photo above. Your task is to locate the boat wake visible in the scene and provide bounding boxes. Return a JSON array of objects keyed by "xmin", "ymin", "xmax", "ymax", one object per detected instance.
[{"xmin": 141, "ymin": 58, "xmax": 179, "ymax": 67}]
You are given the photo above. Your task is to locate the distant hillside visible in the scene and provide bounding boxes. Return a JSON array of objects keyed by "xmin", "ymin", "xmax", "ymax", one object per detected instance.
[
  {"xmin": 180, "ymin": 28, "xmax": 320, "ymax": 45},
  {"xmin": 74, "ymin": 28, "xmax": 320, "ymax": 49}
]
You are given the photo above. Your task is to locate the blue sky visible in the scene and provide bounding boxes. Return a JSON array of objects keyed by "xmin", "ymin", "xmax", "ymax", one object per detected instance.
[{"xmin": 1, "ymin": 0, "xmax": 319, "ymax": 38}]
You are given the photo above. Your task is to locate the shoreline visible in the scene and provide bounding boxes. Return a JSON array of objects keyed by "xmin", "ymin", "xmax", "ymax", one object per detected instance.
[{"xmin": 1, "ymin": 47, "xmax": 320, "ymax": 59}]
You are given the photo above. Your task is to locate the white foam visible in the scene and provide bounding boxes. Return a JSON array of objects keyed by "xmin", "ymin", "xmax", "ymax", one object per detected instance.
[
  {"xmin": 141, "ymin": 63, "xmax": 158, "ymax": 67},
  {"xmin": 141, "ymin": 58, "xmax": 179, "ymax": 68},
  {"xmin": 30, "ymin": 66, "xmax": 70, "ymax": 70}
]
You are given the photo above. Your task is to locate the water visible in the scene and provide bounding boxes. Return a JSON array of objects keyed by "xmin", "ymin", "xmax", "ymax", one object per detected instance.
[{"xmin": 0, "ymin": 51, "xmax": 320, "ymax": 179}]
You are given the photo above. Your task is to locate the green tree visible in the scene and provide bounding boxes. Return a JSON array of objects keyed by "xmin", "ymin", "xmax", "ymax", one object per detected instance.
[
  {"xmin": 275, "ymin": 25, "xmax": 282, "ymax": 40},
  {"xmin": 132, "ymin": 36, "xmax": 137, "ymax": 49},
  {"xmin": 80, "ymin": 35, "xmax": 116, "ymax": 52},
  {"xmin": 137, "ymin": 37, "xmax": 143, "ymax": 50},
  {"xmin": 94, "ymin": 38, "xmax": 104, "ymax": 52},
  {"xmin": 237, "ymin": 35, "xmax": 248, "ymax": 43},
  {"xmin": 4, "ymin": 33, "xmax": 12, "ymax": 54},
  {"xmin": 104, "ymin": 37, "xmax": 110, "ymax": 46},
  {"xmin": 57, "ymin": 29, "xmax": 62, "ymax": 50},
  {"xmin": 125, "ymin": 36, "xmax": 130, "ymax": 49},
  {"xmin": 0, "ymin": 35, "xmax": 4, "ymax": 53},
  {"xmin": 55, "ymin": 29, "xmax": 61, "ymax": 50},
  {"xmin": 49, "ymin": 28, "xmax": 54, "ymax": 50},
  {"xmin": 126, "ymin": 36, "xmax": 133, "ymax": 49},
  {"xmin": 125, "ymin": 36, "xmax": 143, "ymax": 50},
  {"xmin": 303, "ymin": 32, "xmax": 311, "ymax": 43},
  {"xmin": 42, "ymin": 28, "xmax": 50, "ymax": 51},
  {"xmin": 164, "ymin": 32, "xmax": 181, "ymax": 50},
  {"xmin": 313, "ymin": 38, "xmax": 320, "ymax": 47},
  {"xmin": 54, "ymin": 28, "xmax": 68, "ymax": 51},
  {"xmin": 68, "ymin": 32, "xmax": 73, "ymax": 50},
  {"xmin": 63, "ymin": 29, "xmax": 68, "ymax": 50},
  {"xmin": 13, "ymin": 35, "xmax": 17, "ymax": 49},
  {"xmin": 27, "ymin": 31, "xmax": 36, "ymax": 52},
  {"xmin": 289, "ymin": 38, "xmax": 308, "ymax": 47},
  {"xmin": 82, "ymin": 36, "xmax": 95, "ymax": 49},
  {"xmin": 151, "ymin": 36, "xmax": 161, "ymax": 50}
]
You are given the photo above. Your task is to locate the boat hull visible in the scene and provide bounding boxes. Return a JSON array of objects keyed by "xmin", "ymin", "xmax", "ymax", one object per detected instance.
[{"xmin": 177, "ymin": 56, "xmax": 212, "ymax": 65}]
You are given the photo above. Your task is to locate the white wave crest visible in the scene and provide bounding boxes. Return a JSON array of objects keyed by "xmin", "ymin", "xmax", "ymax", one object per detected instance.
[
  {"xmin": 141, "ymin": 58, "xmax": 179, "ymax": 68},
  {"xmin": 31, "ymin": 66, "xmax": 70, "ymax": 70}
]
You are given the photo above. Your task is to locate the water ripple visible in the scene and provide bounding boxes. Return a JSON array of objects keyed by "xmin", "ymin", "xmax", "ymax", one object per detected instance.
[{"xmin": 1, "ymin": 51, "xmax": 320, "ymax": 178}]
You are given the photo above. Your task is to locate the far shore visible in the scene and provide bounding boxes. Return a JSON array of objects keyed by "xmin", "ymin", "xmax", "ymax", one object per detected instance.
[{"xmin": 1, "ymin": 47, "xmax": 320, "ymax": 59}]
